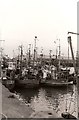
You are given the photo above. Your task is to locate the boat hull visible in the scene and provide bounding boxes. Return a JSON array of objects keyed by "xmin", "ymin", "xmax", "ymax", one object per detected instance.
[
  {"xmin": 40, "ymin": 78, "xmax": 73, "ymax": 87},
  {"xmin": 15, "ymin": 78, "xmax": 40, "ymax": 88},
  {"xmin": 2, "ymin": 77, "xmax": 15, "ymax": 91}
]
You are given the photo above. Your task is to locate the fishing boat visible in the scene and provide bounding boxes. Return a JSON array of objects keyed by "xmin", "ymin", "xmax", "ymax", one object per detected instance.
[
  {"xmin": 14, "ymin": 67, "xmax": 40, "ymax": 89},
  {"xmin": 40, "ymin": 38, "xmax": 76, "ymax": 87},
  {"xmin": 15, "ymin": 78, "xmax": 39, "ymax": 89},
  {"xmin": 2, "ymin": 68, "xmax": 15, "ymax": 91},
  {"xmin": 2, "ymin": 65, "xmax": 40, "ymax": 90},
  {"xmin": 2, "ymin": 43, "xmax": 40, "ymax": 90},
  {"xmin": 1, "ymin": 36, "xmax": 76, "ymax": 90},
  {"xmin": 14, "ymin": 43, "xmax": 40, "ymax": 89},
  {"xmin": 40, "ymin": 70, "xmax": 74, "ymax": 87},
  {"xmin": 40, "ymin": 67, "xmax": 75, "ymax": 87}
]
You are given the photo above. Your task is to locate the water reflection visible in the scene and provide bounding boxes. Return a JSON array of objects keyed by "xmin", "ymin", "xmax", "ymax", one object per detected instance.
[
  {"xmin": 15, "ymin": 88, "xmax": 39, "ymax": 104},
  {"xmin": 15, "ymin": 86, "xmax": 77, "ymax": 118}
]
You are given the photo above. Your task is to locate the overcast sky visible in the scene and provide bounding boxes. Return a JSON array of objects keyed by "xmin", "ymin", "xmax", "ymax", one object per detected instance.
[{"xmin": 0, "ymin": 0, "xmax": 78, "ymax": 58}]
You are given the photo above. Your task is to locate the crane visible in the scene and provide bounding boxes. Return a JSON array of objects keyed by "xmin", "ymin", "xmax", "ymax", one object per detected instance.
[
  {"xmin": 68, "ymin": 36, "xmax": 77, "ymax": 76},
  {"xmin": 68, "ymin": 31, "xmax": 79, "ymax": 75},
  {"xmin": 68, "ymin": 31, "xmax": 79, "ymax": 35},
  {"xmin": 61, "ymin": 34, "xmax": 78, "ymax": 119}
]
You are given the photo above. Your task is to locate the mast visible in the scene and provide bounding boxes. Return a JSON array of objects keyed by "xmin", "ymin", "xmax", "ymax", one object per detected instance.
[
  {"xmin": 0, "ymin": 40, "xmax": 5, "ymax": 78},
  {"xmin": 58, "ymin": 39, "xmax": 61, "ymax": 69},
  {"xmin": 49, "ymin": 50, "xmax": 52, "ymax": 66},
  {"xmin": 56, "ymin": 47, "xmax": 58, "ymax": 59},
  {"xmin": 33, "ymin": 36, "xmax": 37, "ymax": 66},
  {"xmin": 40, "ymin": 47, "xmax": 43, "ymax": 66},
  {"xmin": 28, "ymin": 44, "xmax": 31, "ymax": 67},
  {"xmin": 57, "ymin": 39, "xmax": 61, "ymax": 79},
  {"xmin": 19, "ymin": 45, "xmax": 23, "ymax": 74},
  {"xmin": 54, "ymin": 40, "xmax": 58, "ymax": 59}
]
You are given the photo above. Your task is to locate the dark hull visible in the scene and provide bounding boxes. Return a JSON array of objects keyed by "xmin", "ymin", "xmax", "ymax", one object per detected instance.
[
  {"xmin": 15, "ymin": 78, "xmax": 39, "ymax": 88},
  {"xmin": 2, "ymin": 78, "xmax": 15, "ymax": 91},
  {"xmin": 40, "ymin": 78, "xmax": 73, "ymax": 87}
]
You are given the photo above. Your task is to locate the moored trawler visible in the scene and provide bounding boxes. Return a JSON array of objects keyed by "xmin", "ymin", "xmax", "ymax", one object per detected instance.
[
  {"xmin": 1, "ymin": 66, "xmax": 40, "ymax": 90},
  {"xmin": 1, "ymin": 63, "xmax": 75, "ymax": 91},
  {"xmin": 1, "ymin": 35, "xmax": 77, "ymax": 91},
  {"xmin": 39, "ymin": 65, "xmax": 75, "ymax": 87}
]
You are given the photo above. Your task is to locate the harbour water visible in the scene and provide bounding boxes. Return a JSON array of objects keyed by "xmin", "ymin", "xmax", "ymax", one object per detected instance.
[{"xmin": 14, "ymin": 85, "xmax": 77, "ymax": 118}]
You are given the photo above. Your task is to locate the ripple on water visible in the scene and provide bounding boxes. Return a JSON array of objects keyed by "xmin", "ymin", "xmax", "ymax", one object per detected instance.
[{"xmin": 14, "ymin": 86, "xmax": 77, "ymax": 118}]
